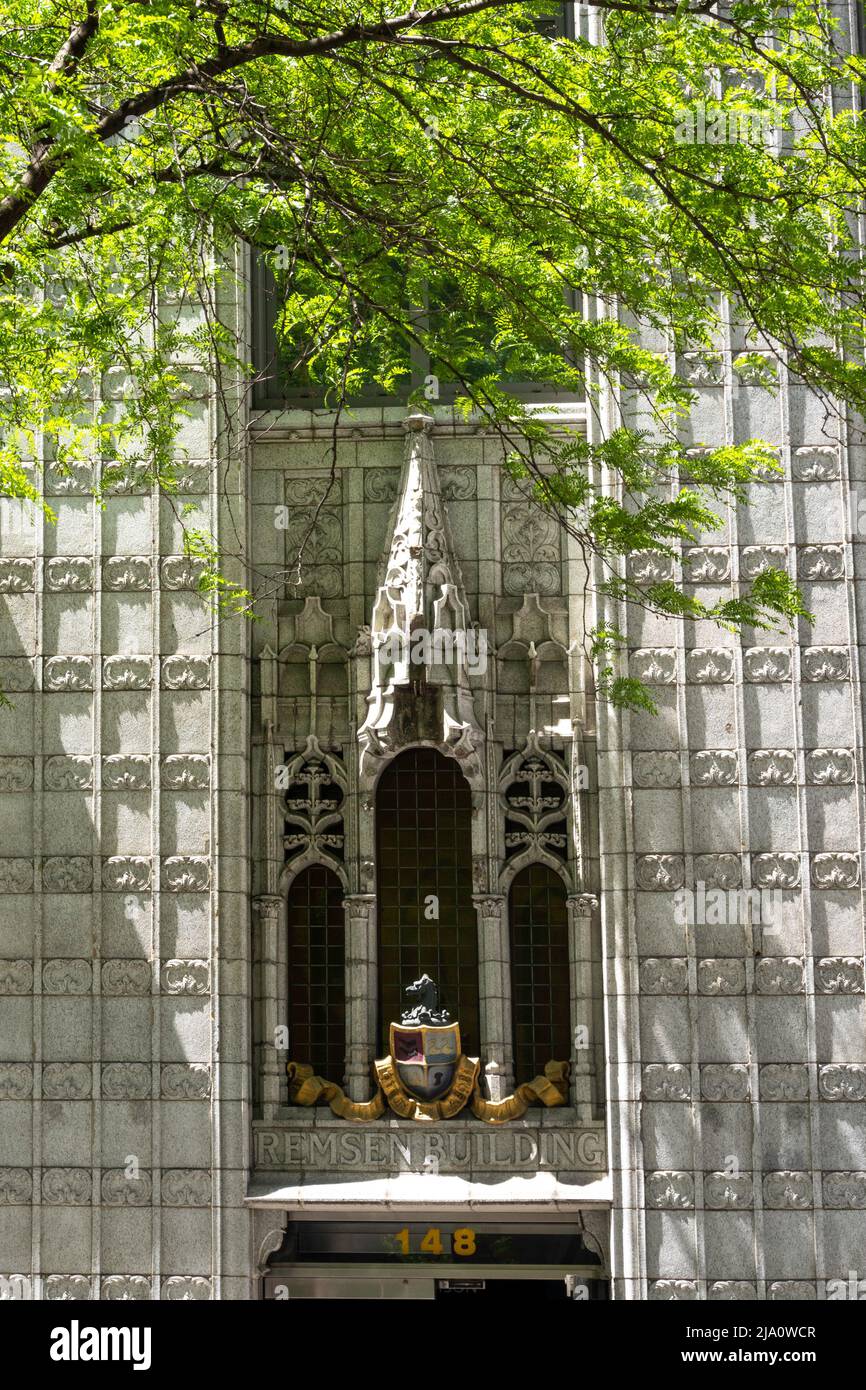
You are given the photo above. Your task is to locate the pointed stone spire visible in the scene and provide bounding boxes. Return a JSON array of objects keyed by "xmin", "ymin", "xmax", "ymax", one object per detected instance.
[
  {"xmin": 358, "ymin": 413, "xmax": 484, "ymax": 780},
  {"xmin": 370, "ymin": 412, "xmax": 470, "ymax": 679}
]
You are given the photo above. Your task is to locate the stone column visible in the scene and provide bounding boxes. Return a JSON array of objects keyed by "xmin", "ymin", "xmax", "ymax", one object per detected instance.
[
  {"xmin": 344, "ymin": 893, "xmax": 376, "ymax": 1100},
  {"xmin": 567, "ymin": 892, "xmax": 599, "ymax": 1117},
  {"xmin": 252, "ymin": 894, "xmax": 284, "ymax": 1119},
  {"xmin": 473, "ymin": 893, "xmax": 513, "ymax": 1100}
]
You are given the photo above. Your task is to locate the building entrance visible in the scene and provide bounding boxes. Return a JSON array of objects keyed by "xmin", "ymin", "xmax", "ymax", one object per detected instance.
[{"xmin": 262, "ymin": 1218, "xmax": 608, "ymax": 1300}]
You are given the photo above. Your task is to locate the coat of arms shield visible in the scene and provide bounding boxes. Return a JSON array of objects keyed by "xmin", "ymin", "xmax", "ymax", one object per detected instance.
[{"xmin": 390, "ymin": 1021, "xmax": 461, "ymax": 1102}]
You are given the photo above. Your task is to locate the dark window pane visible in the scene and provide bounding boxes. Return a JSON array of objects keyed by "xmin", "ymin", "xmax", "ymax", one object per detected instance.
[
  {"xmin": 376, "ymin": 748, "xmax": 479, "ymax": 1053},
  {"xmin": 509, "ymin": 863, "xmax": 570, "ymax": 1081},
  {"xmin": 287, "ymin": 865, "xmax": 345, "ymax": 1080}
]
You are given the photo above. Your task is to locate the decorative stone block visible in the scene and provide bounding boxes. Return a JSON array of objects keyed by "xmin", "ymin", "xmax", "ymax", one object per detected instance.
[
  {"xmin": 747, "ymin": 750, "xmax": 796, "ymax": 785},
  {"xmin": 642, "ymin": 1064, "xmax": 691, "ymax": 1101},
  {"xmin": 697, "ymin": 959, "xmax": 746, "ymax": 995},
  {"xmin": 0, "ymin": 1064, "xmax": 32, "ymax": 1099},
  {"xmin": 805, "ymin": 748, "xmax": 854, "ymax": 785},
  {"xmin": 0, "ymin": 844, "xmax": 30, "ymax": 902},
  {"xmin": 43, "ymin": 657, "xmax": 93, "ymax": 692},
  {"xmin": 811, "ymin": 854, "xmax": 859, "ymax": 889},
  {"xmin": 102, "ymin": 757, "xmax": 151, "ymax": 790},
  {"xmin": 41, "ymin": 1169, "xmax": 92, "ymax": 1205},
  {"xmin": 704, "ymin": 1173, "xmax": 754, "ymax": 1210},
  {"xmin": 801, "ymin": 647, "xmax": 849, "ymax": 682},
  {"xmin": 42, "ymin": 857, "xmax": 92, "ymax": 892},
  {"xmin": 649, "ymin": 1280, "xmax": 699, "ymax": 1300},
  {"xmin": 101, "ymin": 1170, "xmax": 153, "ymax": 1206},
  {"xmin": 101, "ymin": 858, "xmax": 151, "ymax": 891},
  {"xmin": 101, "ymin": 1275, "xmax": 151, "ymax": 1300},
  {"xmin": 44, "ymin": 756, "xmax": 92, "ymax": 790},
  {"xmin": 160, "ymin": 557, "xmax": 206, "ymax": 590},
  {"xmin": 814, "ymin": 957, "xmax": 863, "ymax": 994},
  {"xmin": 45, "ymin": 1275, "xmax": 92, "ymax": 1300},
  {"xmin": 162, "ymin": 1276, "xmax": 211, "ymax": 1300},
  {"xmin": 767, "ymin": 1281, "xmax": 815, "ymax": 1300},
  {"xmin": 629, "ymin": 650, "xmax": 677, "ymax": 684},
  {"xmin": 818, "ymin": 1064, "xmax": 866, "ymax": 1101},
  {"xmin": 742, "ymin": 648, "xmax": 790, "ymax": 682},
  {"xmin": 0, "ymin": 758, "xmax": 34, "ymax": 792},
  {"xmin": 42, "ymin": 1064, "xmax": 90, "ymax": 1099},
  {"xmin": 741, "ymin": 546, "xmax": 786, "ymax": 578},
  {"xmin": 792, "ymin": 446, "xmax": 839, "ymax": 480},
  {"xmin": 640, "ymin": 958, "xmax": 688, "ymax": 995},
  {"xmin": 683, "ymin": 548, "xmax": 730, "ymax": 582},
  {"xmin": 690, "ymin": 750, "xmax": 739, "ymax": 785},
  {"xmin": 42, "ymin": 960, "xmax": 92, "ymax": 995},
  {"xmin": 101, "ymin": 961, "xmax": 152, "ymax": 996},
  {"xmin": 0, "ymin": 961, "xmax": 33, "ymax": 994},
  {"xmin": 694, "ymin": 854, "xmax": 741, "ymax": 888},
  {"xmin": 101, "ymin": 1063, "xmax": 151, "ymax": 1100},
  {"xmin": 632, "ymin": 752, "xmax": 680, "ymax": 788},
  {"xmin": 636, "ymin": 855, "xmax": 685, "ymax": 891},
  {"xmin": 701, "ymin": 1064, "xmax": 750, "ymax": 1101},
  {"xmin": 160, "ymin": 960, "xmax": 210, "ymax": 996},
  {"xmin": 160, "ymin": 1064, "xmax": 211, "ymax": 1099},
  {"xmin": 798, "ymin": 546, "xmax": 844, "ymax": 581},
  {"xmin": 0, "ymin": 1169, "xmax": 32, "ymax": 1203},
  {"xmin": 752, "ymin": 853, "xmax": 800, "ymax": 889},
  {"xmin": 822, "ymin": 1172, "xmax": 866, "ymax": 1208},
  {"xmin": 763, "ymin": 1171, "xmax": 813, "ymax": 1209},
  {"xmin": 755, "ymin": 958, "xmax": 805, "ymax": 995},
  {"xmin": 0, "ymin": 560, "xmax": 34, "ymax": 593},
  {"xmin": 102, "ymin": 656, "xmax": 153, "ymax": 691},
  {"xmin": 161, "ymin": 857, "xmax": 210, "ymax": 892},
  {"xmin": 160, "ymin": 1170, "xmax": 211, "ymax": 1207},
  {"xmin": 759, "ymin": 1064, "xmax": 809, "ymax": 1101},
  {"xmin": 646, "ymin": 1172, "xmax": 694, "ymax": 1209},
  {"xmin": 161, "ymin": 656, "xmax": 211, "ymax": 689},
  {"xmin": 45, "ymin": 557, "xmax": 93, "ymax": 592},
  {"xmin": 160, "ymin": 755, "xmax": 210, "ymax": 789},
  {"xmin": 103, "ymin": 556, "xmax": 152, "ymax": 591}
]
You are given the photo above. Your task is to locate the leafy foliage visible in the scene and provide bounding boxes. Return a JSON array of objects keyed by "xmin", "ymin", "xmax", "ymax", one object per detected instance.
[{"xmin": 0, "ymin": 0, "xmax": 861, "ymax": 705}]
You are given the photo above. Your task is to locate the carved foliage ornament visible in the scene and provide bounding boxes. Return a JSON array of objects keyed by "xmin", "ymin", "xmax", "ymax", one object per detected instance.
[
  {"xmin": 499, "ymin": 733, "xmax": 569, "ymax": 870},
  {"xmin": 501, "ymin": 497, "xmax": 561, "ymax": 596},
  {"xmin": 281, "ymin": 735, "xmax": 346, "ymax": 874}
]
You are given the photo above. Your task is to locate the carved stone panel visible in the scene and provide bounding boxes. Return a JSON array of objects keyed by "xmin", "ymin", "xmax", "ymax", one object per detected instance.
[
  {"xmin": 500, "ymin": 483, "xmax": 561, "ymax": 595},
  {"xmin": 283, "ymin": 476, "xmax": 343, "ymax": 597}
]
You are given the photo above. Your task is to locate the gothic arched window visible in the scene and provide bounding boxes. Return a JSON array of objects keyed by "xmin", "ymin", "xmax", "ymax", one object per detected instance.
[
  {"xmin": 286, "ymin": 864, "xmax": 346, "ymax": 1080},
  {"xmin": 376, "ymin": 748, "xmax": 479, "ymax": 1053},
  {"xmin": 509, "ymin": 863, "xmax": 570, "ymax": 1080}
]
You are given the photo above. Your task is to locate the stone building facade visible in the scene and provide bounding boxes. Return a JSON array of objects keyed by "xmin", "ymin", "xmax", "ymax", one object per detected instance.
[{"xmin": 1, "ymin": 6, "xmax": 865, "ymax": 1301}]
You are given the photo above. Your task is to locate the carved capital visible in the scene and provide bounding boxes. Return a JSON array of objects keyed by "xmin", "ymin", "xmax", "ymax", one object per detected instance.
[
  {"xmin": 567, "ymin": 893, "xmax": 599, "ymax": 917},
  {"xmin": 472, "ymin": 893, "xmax": 505, "ymax": 920},
  {"xmin": 343, "ymin": 893, "xmax": 375, "ymax": 921},
  {"xmin": 252, "ymin": 895, "xmax": 282, "ymax": 923}
]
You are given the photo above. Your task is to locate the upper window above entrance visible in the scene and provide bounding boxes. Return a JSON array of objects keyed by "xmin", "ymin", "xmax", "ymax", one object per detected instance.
[
  {"xmin": 249, "ymin": 4, "xmax": 582, "ymax": 410},
  {"xmin": 375, "ymin": 748, "xmax": 479, "ymax": 1055}
]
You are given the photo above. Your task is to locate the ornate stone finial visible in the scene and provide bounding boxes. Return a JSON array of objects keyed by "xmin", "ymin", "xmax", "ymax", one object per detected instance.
[
  {"xmin": 357, "ymin": 415, "xmax": 484, "ymax": 778},
  {"xmin": 400, "ymin": 974, "xmax": 451, "ymax": 1026}
]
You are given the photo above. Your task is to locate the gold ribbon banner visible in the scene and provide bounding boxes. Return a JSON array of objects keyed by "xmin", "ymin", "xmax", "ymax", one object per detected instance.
[
  {"xmin": 287, "ymin": 1056, "xmax": 568, "ymax": 1124},
  {"xmin": 374, "ymin": 1054, "xmax": 480, "ymax": 1121},
  {"xmin": 287, "ymin": 1062, "xmax": 385, "ymax": 1121},
  {"xmin": 471, "ymin": 1060, "xmax": 570, "ymax": 1124}
]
